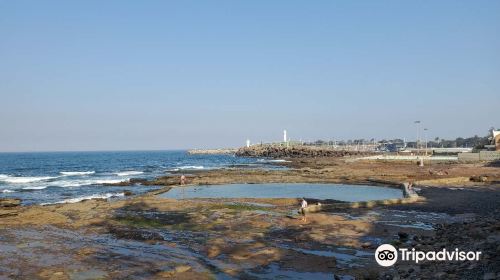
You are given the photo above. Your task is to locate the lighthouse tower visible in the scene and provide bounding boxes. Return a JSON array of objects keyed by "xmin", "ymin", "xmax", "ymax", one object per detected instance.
[{"xmin": 283, "ymin": 130, "xmax": 287, "ymax": 143}]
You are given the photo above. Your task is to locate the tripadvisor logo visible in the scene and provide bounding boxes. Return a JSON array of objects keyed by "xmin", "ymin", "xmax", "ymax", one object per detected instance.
[
  {"xmin": 375, "ymin": 244, "xmax": 398, "ymax": 267},
  {"xmin": 374, "ymin": 244, "xmax": 481, "ymax": 267}
]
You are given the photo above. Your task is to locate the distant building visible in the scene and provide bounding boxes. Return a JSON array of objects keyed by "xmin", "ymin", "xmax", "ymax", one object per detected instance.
[
  {"xmin": 457, "ymin": 130, "xmax": 500, "ymax": 162},
  {"xmin": 493, "ymin": 130, "xmax": 500, "ymax": 151}
]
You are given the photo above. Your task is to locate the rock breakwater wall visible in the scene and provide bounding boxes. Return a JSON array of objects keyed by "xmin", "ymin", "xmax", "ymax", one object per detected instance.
[
  {"xmin": 236, "ymin": 145, "xmax": 376, "ymax": 158},
  {"xmin": 187, "ymin": 148, "xmax": 237, "ymax": 155}
]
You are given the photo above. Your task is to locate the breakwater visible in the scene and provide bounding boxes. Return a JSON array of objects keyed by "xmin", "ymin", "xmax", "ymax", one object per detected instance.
[
  {"xmin": 235, "ymin": 145, "xmax": 375, "ymax": 158},
  {"xmin": 187, "ymin": 148, "xmax": 238, "ymax": 155}
]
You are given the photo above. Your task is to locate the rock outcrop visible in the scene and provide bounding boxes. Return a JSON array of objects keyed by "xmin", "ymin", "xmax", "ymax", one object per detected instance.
[{"xmin": 0, "ymin": 198, "xmax": 21, "ymax": 207}]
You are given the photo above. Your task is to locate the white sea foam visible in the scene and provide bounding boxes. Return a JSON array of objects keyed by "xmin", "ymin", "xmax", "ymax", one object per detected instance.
[
  {"xmin": 60, "ymin": 171, "xmax": 95, "ymax": 176},
  {"xmin": 53, "ymin": 179, "xmax": 96, "ymax": 188},
  {"xmin": 257, "ymin": 159, "xmax": 290, "ymax": 163},
  {"xmin": 1, "ymin": 176, "xmax": 57, "ymax": 184},
  {"xmin": 1, "ymin": 189, "xmax": 15, "ymax": 193},
  {"xmin": 178, "ymin": 165, "xmax": 204, "ymax": 170},
  {"xmin": 0, "ymin": 174, "xmax": 8, "ymax": 179},
  {"xmin": 115, "ymin": 171, "xmax": 144, "ymax": 176},
  {"xmin": 53, "ymin": 178, "xmax": 130, "ymax": 187},
  {"xmin": 41, "ymin": 192, "xmax": 125, "ymax": 205},
  {"xmin": 22, "ymin": 186, "xmax": 48, "ymax": 190},
  {"xmin": 96, "ymin": 179, "xmax": 129, "ymax": 184},
  {"xmin": 11, "ymin": 178, "xmax": 130, "ymax": 189}
]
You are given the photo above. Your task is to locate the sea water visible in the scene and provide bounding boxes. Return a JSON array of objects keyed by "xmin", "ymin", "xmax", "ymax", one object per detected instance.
[{"xmin": 0, "ymin": 151, "xmax": 278, "ymax": 205}]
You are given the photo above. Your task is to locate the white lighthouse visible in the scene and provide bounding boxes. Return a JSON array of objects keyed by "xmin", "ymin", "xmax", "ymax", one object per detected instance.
[{"xmin": 283, "ymin": 130, "xmax": 287, "ymax": 143}]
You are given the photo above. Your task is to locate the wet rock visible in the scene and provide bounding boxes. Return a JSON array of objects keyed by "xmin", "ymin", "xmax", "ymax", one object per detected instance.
[
  {"xmin": 483, "ymin": 272, "xmax": 495, "ymax": 280},
  {"xmin": 486, "ymin": 234, "xmax": 500, "ymax": 244},
  {"xmin": 207, "ymin": 246, "xmax": 221, "ymax": 258},
  {"xmin": 129, "ymin": 178, "xmax": 148, "ymax": 184},
  {"xmin": 174, "ymin": 265, "xmax": 192, "ymax": 273},
  {"xmin": 361, "ymin": 241, "xmax": 373, "ymax": 248},
  {"xmin": 123, "ymin": 190, "xmax": 133, "ymax": 196},
  {"xmin": 108, "ymin": 226, "xmax": 163, "ymax": 241},
  {"xmin": 211, "ymin": 224, "xmax": 228, "ymax": 231},
  {"xmin": 391, "ymin": 240, "xmax": 402, "ymax": 246},
  {"xmin": 470, "ymin": 175, "xmax": 488, "ymax": 182},
  {"xmin": 434, "ymin": 271, "xmax": 447, "ymax": 279},
  {"xmin": 467, "ymin": 263, "xmax": 477, "ymax": 270},
  {"xmin": 397, "ymin": 231, "xmax": 409, "ymax": 240},
  {"xmin": 408, "ymin": 265, "xmax": 420, "ymax": 274},
  {"xmin": 0, "ymin": 198, "xmax": 21, "ymax": 207}
]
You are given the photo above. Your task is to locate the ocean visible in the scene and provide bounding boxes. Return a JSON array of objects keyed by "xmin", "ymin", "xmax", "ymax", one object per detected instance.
[{"xmin": 0, "ymin": 150, "xmax": 276, "ymax": 205}]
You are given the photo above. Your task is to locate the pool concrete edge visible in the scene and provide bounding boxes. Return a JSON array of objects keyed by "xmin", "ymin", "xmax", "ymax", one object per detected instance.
[{"xmin": 302, "ymin": 182, "xmax": 424, "ymax": 213}]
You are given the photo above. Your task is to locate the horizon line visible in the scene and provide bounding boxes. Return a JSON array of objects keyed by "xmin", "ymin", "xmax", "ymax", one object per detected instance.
[{"xmin": 0, "ymin": 148, "xmax": 195, "ymax": 154}]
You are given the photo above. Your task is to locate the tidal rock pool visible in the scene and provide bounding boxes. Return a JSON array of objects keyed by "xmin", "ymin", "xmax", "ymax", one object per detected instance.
[{"xmin": 159, "ymin": 183, "xmax": 403, "ymax": 202}]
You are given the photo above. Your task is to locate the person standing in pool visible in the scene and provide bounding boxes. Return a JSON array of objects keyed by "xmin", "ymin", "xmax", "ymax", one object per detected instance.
[{"xmin": 300, "ymin": 198, "xmax": 308, "ymax": 222}]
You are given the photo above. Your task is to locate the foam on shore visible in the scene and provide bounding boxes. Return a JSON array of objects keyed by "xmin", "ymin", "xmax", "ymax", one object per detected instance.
[
  {"xmin": 115, "ymin": 171, "xmax": 144, "ymax": 176},
  {"xmin": 41, "ymin": 192, "xmax": 125, "ymax": 205}
]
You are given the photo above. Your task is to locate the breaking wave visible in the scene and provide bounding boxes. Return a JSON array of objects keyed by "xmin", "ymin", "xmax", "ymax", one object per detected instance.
[
  {"xmin": 177, "ymin": 165, "xmax": 204, "ymax": 170},
  {"xmin": 115, "ymin": 171, "xmax": 144, "ymax": 176},
  {"xmin": 60, "ymin": 171, "xmax": 95, "ymax": 176},
  {"xmin": 41, "ymin": 192, "xmax": 125, "ymax": 205},
  {"xmin": 0, "ymin": 176, "xmax": 57, "ymax": 184},
  {"xmin": 22, "ymin": 186, "xmax": 48, "ymax": 190},
  {"xmin": 54, "ymin": 178, "xmax": 129, "ymax": 187}
]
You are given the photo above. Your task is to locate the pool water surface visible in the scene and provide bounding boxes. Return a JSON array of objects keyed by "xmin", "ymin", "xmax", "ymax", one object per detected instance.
[{"xmin": 159, "ymin": 183, "xmax": 403, "ymax": 202}]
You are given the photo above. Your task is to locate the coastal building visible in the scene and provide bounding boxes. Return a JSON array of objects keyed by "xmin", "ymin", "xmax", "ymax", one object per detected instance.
[{"xmin": 493, "ymin": 130, "xmax": 500, "ymax": 151}]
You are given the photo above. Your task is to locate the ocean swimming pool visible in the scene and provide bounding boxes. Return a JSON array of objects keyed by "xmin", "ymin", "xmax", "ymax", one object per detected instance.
[{"xmin": 159, "ymin": 183, "xmax": 403, "ymax": 202}]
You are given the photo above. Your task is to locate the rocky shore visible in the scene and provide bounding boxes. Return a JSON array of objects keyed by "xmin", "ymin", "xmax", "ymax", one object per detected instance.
[
  {"xmin": 0, "ymin": 156, "xmax": 499, "ymax": 279},
  {"xmin": 381, "ymin": 214, "xmax": 500, "ymax": 280}
]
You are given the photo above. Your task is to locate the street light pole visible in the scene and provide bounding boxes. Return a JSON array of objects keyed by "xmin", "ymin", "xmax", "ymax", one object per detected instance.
[
  {"xmin": 424, "ymin": 128, "xmax": 428, "ymax": 156},
  {"xmin": 414, "ymin": 121, "xmax": 421, "ymax": 155}
]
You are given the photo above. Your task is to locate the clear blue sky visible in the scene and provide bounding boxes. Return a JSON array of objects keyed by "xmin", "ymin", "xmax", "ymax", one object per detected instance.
[{"xmin": 1, "ymin": 1, "xmax": 499, "ymax": 151}]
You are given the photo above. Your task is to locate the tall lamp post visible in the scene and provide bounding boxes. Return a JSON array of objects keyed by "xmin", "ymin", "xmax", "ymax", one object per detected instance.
[
  {"xmin": 414, "ymin": 121, "xmax": 421, "ymax": 155},
  {"xmin": 424, "ymin": 128, "xmax": 428, "ymax": 156}
]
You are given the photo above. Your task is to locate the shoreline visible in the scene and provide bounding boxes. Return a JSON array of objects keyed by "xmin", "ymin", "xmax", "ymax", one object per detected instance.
[{"xmin": 0, "ymin": 156, "xmax": 499, "ymax": 279}]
